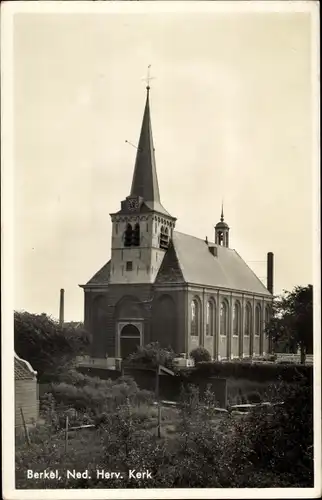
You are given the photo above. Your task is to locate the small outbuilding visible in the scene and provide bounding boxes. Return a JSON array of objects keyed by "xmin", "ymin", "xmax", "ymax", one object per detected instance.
[{"xmin": 15, "ymin": 353, "xmax": 38, "ymax": 429}]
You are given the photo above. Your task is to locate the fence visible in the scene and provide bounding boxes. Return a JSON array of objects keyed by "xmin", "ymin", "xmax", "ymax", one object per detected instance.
[{"xmin": 275, "ymin": 353, "xmax": 314, "ymax": 364}]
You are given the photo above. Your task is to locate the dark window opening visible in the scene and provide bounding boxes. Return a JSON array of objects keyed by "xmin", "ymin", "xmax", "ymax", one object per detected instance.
[
  {"xmin": 132, "ymin": 223, "xmax": 140, "ymax": 247},
  {"xmin": 124, "ymin": 223, "xmax": 133, "ymax": 247},
  {"xmin": 126, "ymin": 261, "xmax": 133, "ymax": 271}
]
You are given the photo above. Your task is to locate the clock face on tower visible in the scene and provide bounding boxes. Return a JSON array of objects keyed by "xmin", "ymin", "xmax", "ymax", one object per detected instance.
[{"xmin": 127, "ymin": 197, "xmax": 139, "ymax": 211}]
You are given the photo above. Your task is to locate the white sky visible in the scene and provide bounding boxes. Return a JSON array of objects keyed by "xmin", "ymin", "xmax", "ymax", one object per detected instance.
[{"xmin": 11, "ymin": 4, "xmax": 316, "ymax": 321}]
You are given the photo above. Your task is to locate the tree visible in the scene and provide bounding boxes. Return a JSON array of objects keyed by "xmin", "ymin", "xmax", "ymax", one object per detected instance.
[
  {"xmin": 127, "ymin": 342, "xmax": 176, "ymax": 370},
  {"xmin": 266, "ymin": 285, "xmax": 313, "ymax": 364},
  {"xmin": 189, "ymin": 346, "xmax": 211, "ymax": 364},
  {"xmin": 14, "ymin": 311, "xmax": 91, "ymax": 380}
]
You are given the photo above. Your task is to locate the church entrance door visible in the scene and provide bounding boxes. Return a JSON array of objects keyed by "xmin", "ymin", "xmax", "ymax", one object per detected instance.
[{"xmin": 120, "ymin": 324, "xmax": 141, "ymax": 360}]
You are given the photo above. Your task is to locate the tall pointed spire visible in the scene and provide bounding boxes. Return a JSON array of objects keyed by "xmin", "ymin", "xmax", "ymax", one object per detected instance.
[
  {"xmin": 221, "ymin": 201, "xmax": 224, "ymax": 222},
  {"xmin": 130, "ymin": 85, "xmax": 160, "ymax": 203}
]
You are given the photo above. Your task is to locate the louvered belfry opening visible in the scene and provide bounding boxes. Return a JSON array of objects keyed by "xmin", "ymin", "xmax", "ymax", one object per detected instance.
[{"xmin": 160, "ymin": 225, "xmax": 169, "ymax": 250}]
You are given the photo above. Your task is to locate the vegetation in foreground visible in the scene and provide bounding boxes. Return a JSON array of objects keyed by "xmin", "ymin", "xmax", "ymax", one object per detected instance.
[
  {"xmin": 14, "ymin": 282, "xmax": 314, "ymax": 489},
  {"xmin": 16, "ymin": 370, "xmax": 313, "ymax": 489}
]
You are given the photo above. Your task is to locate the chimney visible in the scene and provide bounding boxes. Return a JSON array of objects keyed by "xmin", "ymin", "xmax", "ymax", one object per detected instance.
[
  {"xmin": 59, "ymin": 288, "xmax": 65, "ymax": 327},
  {"xmin": 267, "ymin": 252, "xmax": 274, "ymax": 294}
]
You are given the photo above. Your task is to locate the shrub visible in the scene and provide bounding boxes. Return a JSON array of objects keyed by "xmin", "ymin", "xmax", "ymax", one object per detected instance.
[
  {"xmin": 189, "ymin": 360, "xmax": 312, "ymax": 384},
  {"xmin": 127, "ymin": 342, "xmax": 177, "ymax": 370},
  {"xmin": 231, "ymin": 377, "xmax": 313, "ymax": 487},
  {"xmin": 189, "ymin": 347, "xmax": 211, "ymax": 364},
  {"xmin": 14, "ymin": 311, "xmax": 90, "ymax": 381},
  {"xmin": 48, "ymin": 374, "xmax": 140, "ymax": 415}
]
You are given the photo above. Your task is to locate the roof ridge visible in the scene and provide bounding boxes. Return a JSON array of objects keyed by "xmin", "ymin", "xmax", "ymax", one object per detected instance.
[
  {"xmin": 233, "ymin": 249, "xmax": 271, "ymax": 295},
  {"xmin": 173, "ymin": 230, "xmax": 234, "ymax": 250},
  {"xmin": 14, "ymin": 352, "xmax": 37, "ymax": 376}
]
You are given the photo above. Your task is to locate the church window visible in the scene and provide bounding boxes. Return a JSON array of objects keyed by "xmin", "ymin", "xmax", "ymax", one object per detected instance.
[
  {"xmin": 146, "ymin": 223, "xmax": 148, "ymax": 232},
  {"xmin": 206, "ymin": 300, "xmax": 215, "ymax": 336},
  {"xmin": 191, "ymin": 299, "xmax": 201, "ymax": 337},
  {"xmin": 155, "ymin": 222, "xmax": 157, "ymax": 233},
  {"xmin": 233, "ymin": 301, "xmax": 241, "ymax": 336},
  {"xmin": 115, "ymin": 223, "xmax": 118, "ymax": 234},
  {"xmin": 245, "ymin": 302, "xmax": 252, "ymax": 337},
  {"xmin": 160, "ymin": 225, "xmax": 169, "ymax": 250},
  {"xmin": 255, "ymin": 304, "xmax": 261, "ymax": 336},
  {"xmin": 126, "ymin": 261, "xmax": 133, "ymax": 271},
  {"xmin": 220, "ymin": 301, "xmax": 229, "ymax": 336},
  {"xmin": 132, "ymin": 223, "xmax": 140, "ymax": 247},
  {"xmin": 124, "ymin": 223, "xmax": 133, "ymax": 247},
  {"xmin": 264, "ymin": 305, "xmax": 271, "ymax": 333},
  {"xmin": 245, "ymin": 302, "xmax": 252, "ymax": 336}
]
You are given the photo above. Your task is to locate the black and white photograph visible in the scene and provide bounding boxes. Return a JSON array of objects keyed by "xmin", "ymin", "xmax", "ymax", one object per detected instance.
[{"xmin": 1, "ymin": 1, "xmax": 320, "ymax": 498}]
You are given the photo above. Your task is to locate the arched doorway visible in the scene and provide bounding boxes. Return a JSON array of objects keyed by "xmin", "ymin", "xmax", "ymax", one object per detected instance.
[{"xmin": 120, "ymin": 324, "xmax": 141, "ymax": 359}]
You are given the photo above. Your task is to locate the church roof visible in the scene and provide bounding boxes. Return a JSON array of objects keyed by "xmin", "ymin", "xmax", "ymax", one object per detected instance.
[
  {"xmin": 83, "ymin": 232, "xmax": 270, "ymax": 296},
  {"xmin": 14, "ymin": 353, "xmax": 37, "ymax": 380},
  {"xmin": 84, "ymin": 260, "xmax": 111, "ymax": 286},
  {"xmin": 156, "ymin": 231, "xmax": 271, "ymax": 297}
]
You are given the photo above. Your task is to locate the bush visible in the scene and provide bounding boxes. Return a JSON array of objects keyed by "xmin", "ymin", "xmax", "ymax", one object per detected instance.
[
  {"xmin": 47, "ymin": 373, "xmax": 141, "ymax": 416},
  {"xmin": 189, "ymin": 347, "xmax": 211, "ymax": 364},
  {"xmin": 14, "ymin": 311, "xmax": 91, "ymax": 381},
  {"xmin": 231, "ymin": 377, "xmax": 313, "ymax": 486},
  {"xmin": 127, "ymin": 342, "xmax": 177, "ymax": 370},
  {"xmin": 188, "ymin": 360, "xmax": 312, "ymax": 384}
]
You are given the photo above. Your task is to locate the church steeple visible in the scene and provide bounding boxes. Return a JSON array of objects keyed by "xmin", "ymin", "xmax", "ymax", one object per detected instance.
[
  {"xmin": 130, "ymin": 86, "xmax": 160, "ymax": 204},
  {"xmin": 109, "ymin": 73, "xmax": 176, "ymax": 286}
]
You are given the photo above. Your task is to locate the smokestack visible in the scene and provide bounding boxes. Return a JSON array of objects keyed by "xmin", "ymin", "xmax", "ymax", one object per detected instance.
[
  {"xmin": 59, "ymin": 288, "xmax": 65, "ymax": 327},
  {"xmin": 267, "ymin": 252, "xmax": 274, "ymax": 295}
]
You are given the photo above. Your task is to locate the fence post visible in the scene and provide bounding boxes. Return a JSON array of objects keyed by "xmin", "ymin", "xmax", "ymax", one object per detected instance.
[
  {"xmin": 20, "ymin": 408, "xmax": 31, "ymax": 446},
  {"xmin": 157, "ymin": 403, "xmax": 161, "ymax": 439},
  {"xmin": 65, "ymin": 415, "xmax": 69, "ymax": 453},
  {"xmin": 155, "ymin": 364, "xmax": 161, "ymax": 438}
]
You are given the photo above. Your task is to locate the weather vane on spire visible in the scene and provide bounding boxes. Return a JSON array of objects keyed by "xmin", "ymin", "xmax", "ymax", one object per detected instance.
[
  {"xmin": 221, "ymin": 201, "xmax": 224, "ymax": 222},
  {"xmin": 142, "ymin": 64, "xmax": 155, "ymax": 90}
]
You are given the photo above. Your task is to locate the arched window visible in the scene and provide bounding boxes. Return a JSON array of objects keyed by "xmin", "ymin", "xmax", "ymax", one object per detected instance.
[
  {"xmin": 206, "ymin": 300, "xmax": 215, "ymax": 337},
  {"xmin": 220, "ymin": 301, "xmax": 229, "ymax": 336},
  {"xmin": 191, "ymin": 299, "xmax": 201, "ymax": 337},
  {"xmin": 132, "ymin": 223, "xmax": 140, "ymax": 246},
  {"xmin": 255, "ymin": 304, "xmax": 261, "ymax": 336},
  {"xmin": 124, "ymin": 223, "xmax": 133, "ymax": 247},
  {"xmin": 245, "ymin": 302, "xmax": 252, "ymax": 336},
  {"xmin": 233, "ymin": 301, "xmax": 241, "ymax": 336},
  {"xmin": 264, "ymin": 305, "xmax": 271, "ymax": 333}
]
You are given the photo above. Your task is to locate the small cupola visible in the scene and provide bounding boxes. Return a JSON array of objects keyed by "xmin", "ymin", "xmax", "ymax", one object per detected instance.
[{"xmin": 215, "ymin": 203, "xmax": 230, "ymax": 248}]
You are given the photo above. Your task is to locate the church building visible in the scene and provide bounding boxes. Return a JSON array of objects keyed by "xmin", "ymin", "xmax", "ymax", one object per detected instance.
[{"xmin": 80, "ymin": 82, "xmax": 273, "ymax": 361}]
